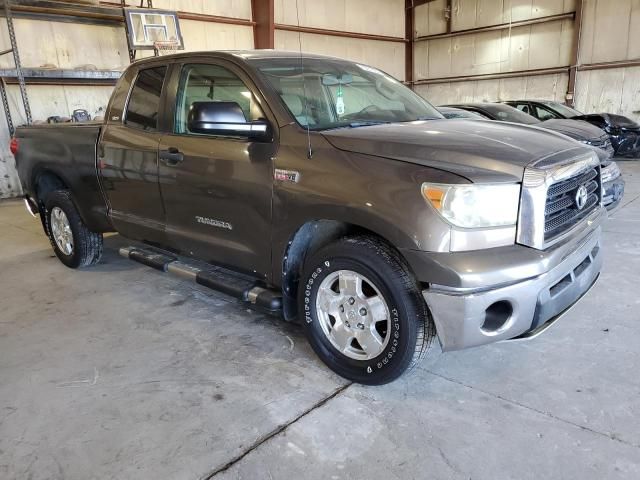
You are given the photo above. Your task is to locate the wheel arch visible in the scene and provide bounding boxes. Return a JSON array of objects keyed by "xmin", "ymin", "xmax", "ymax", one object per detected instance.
[
  {"xmin": 280, "ymin": 218, "xmax": 417, "ymax": 321},
  {"xmin": 33, "ymin": 169, "xmax": 69, "ymax": 208}
]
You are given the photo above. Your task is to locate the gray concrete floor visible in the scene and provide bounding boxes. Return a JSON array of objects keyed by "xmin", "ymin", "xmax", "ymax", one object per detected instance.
[{"xmin": 1, "ymin": 163, "xmax": 640, "ymax": 480}]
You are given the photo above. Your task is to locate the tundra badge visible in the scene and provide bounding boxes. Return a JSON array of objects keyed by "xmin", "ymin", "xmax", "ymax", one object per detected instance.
[{"xmin": 195, "ymin": 216, "xmax": 233, "ymax": 230}]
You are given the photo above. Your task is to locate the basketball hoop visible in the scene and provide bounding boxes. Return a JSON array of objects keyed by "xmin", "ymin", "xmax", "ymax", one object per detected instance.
[{"xmin": 153, "ymin": 40, "xmax": 180, "ymax": 56}]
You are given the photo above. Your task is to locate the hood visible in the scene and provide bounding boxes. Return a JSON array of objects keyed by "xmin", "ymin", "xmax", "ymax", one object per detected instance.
[
  {"xmin": 575, "ymin": 113, "xmax": 640, "ymax": 131},
  {"xmin": 539, "ymin": 119, "xmax": 605, "ymax": 141},
  {"xmin": 605, "ymin": 114, "xmax": 640, "ymax": 130},
  {"xmin": 321, "ymin": 119, "xmax": 590, "ymax": 183}
]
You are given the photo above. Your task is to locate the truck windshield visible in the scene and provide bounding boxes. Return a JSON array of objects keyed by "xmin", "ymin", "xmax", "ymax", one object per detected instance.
[{"xmin": 250, "ymin": 57, "xmax": 443, "ymax": 130}]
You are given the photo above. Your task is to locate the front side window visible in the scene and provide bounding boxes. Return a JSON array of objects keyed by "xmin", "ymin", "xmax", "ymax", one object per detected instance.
[
  {"xmin": 483, "ymin": 105, "xmax": 540, "ymax": 125},
  {"xmin": 175, "ymin": 64, "xmax": 263, "ymax": 135},
  {"xmin": 125, "ymin": 66, "xmax": 167, "ymax": 131},
  {"xmin": 250, "ymin": 58, "xmax": 443, "ymax": 130},
  {"xmin": 534, "ymin": 105, "xmax": 556, "ymax": 121}
]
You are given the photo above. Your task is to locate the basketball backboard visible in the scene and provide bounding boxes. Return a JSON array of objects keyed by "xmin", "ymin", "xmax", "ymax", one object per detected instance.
[{"xmin": 124, "ymin": 8, "xmax": 184, "ymax": 50}]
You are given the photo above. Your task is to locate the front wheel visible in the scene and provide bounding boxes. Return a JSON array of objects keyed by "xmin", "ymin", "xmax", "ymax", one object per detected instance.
[
  {"xmin": 299, "ymin": 236, "xmax": 436, "ymax": 385},
  {"xmin": 44, "ymin": 190, "xmax": 103, "ymax": 268}
]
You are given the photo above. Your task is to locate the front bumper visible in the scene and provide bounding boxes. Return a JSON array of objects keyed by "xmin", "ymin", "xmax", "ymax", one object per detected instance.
[{"xmin": 422, "ymin": 216, "xmax": 603, "ymax": 352}]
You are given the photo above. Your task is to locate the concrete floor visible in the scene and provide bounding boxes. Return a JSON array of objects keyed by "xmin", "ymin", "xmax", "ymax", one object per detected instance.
[{"xmin": 1, "ymin": 163, "xmax": 640, "ymax": 480}]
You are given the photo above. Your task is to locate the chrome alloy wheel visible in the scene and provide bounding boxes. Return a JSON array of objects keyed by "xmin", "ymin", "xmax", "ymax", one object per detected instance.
[
  {"xmin": 315, "ymin": 270, "xmax": 391, "ymax": 360},
  {"xmin": 50, "ymin": 207, "xmax": 74, "ymax": 256}
]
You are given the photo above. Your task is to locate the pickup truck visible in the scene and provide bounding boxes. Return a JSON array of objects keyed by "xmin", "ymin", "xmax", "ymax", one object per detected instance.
[{"xmin": 13, "ymin": 51, "xmax": 605, "ymax": 385}]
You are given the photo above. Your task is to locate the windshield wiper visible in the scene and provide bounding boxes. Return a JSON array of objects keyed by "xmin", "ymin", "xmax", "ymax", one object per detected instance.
[{"xmin": 347, "ymin": 121, "xmax": 390, "ymax": 128}]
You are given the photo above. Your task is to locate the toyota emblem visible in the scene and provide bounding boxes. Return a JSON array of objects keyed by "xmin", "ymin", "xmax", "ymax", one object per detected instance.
[{"xmin": 575, "ymin": 185, "xmax": 588, "ymax": 210}]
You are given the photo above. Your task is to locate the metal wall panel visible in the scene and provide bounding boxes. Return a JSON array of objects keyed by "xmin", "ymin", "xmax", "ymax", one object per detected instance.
[
  {"xmin": 0, "ymin": 19, "xmax": 128, "ymax": 70},
  {"xmin": 415, "ymin": 72, "xmax": 568, "ymax": 105},
  {"xmin": 274, "ymin": 30, "xmax": 405, "ymax": 81},
  {"xmin": 575, "ymin": 67, "xmax": 640, "ymax": 122},
  {"xmin": 414, "ymin": 19, "xmax": 573, "ymax": 80},
  {"xmin": 445, "ymin": 0, "xmax": 575, "ymax": 29},
  {"xmin": 580, "ymin": 0, "xmax": 640, "ymax": 64},
  {"xmin": 178, "ymin": 20, "xmax": 253, "ymax": 51},
  {"xmin": 275, "ymin": 0, "xmax": 405, "ymax": 37},
  {"xmin": 126, "ymin": 0, "xmax": 252, "ymax": 18},
  {"xmin": 415, "ymin": 0, "xmax": 447, "ymax": 37}
]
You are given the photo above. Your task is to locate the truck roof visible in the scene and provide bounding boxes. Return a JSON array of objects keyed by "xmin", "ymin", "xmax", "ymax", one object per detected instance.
[{"xmin": 133, "ymin": 49, "xmax": 347, "ymax": 66}]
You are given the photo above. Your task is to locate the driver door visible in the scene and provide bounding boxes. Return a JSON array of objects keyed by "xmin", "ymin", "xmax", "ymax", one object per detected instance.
[{"xmin": 157, "ymin": 62, "xmax": 276, "ymax": 277}]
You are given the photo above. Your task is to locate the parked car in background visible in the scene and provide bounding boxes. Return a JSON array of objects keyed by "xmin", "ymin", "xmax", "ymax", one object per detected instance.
[
  {"xmin": 443, "ymin": 102, "xmax": 625, "ymax": 209},
  {"xmin": 504, "ymin": 100, "xmax": 640, "ymax": 158}
]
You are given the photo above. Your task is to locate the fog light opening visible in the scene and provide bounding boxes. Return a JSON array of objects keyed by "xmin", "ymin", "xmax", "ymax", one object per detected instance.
[{"xmin": 482, "ymin": 301, "xmax": 513, "ymax": 333}]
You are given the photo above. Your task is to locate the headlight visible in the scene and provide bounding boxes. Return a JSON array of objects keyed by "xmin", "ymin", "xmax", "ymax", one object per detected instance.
[
  {"xmin": 601, "ymin": 162, "xmax": 621, "ymax": 183},
  {"xmin": 422, "ymin": 183, "xmax": 521, "ymax": 228}
]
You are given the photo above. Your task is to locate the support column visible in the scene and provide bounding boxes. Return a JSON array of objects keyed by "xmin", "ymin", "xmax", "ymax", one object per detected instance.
[
  {"xmin": 567, "ymin": 0, "xmax": 583, "ymax": 107},
  {"xmin": 251, "ymin": 0, "xmax": 275, "ymax": 49},
  {"xmin": 405, "ymin": 0, "xmax": 414, "ymax": 86}
]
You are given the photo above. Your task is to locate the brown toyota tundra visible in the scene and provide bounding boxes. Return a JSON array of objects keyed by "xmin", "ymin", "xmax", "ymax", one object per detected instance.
[{"xmin": 13, "ymin": 51, "xmax": 605, "ymax": 384}]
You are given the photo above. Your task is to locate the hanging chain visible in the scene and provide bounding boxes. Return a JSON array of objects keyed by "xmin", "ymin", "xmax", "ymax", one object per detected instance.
[
  {"xmin": 0, "ymin": 78, "xmax": 15, "ymax": 136},
  {"xmin": 4, "ymin": 0, "xmax": 32, "ymax": 125}
]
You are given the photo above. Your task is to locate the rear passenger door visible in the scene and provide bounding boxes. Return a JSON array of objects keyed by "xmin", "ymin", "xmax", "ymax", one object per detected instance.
[
  {"xmin": 157, "ymin": 61, "xmax": 277, "ymax": 277},
  {"xmin": 99, "ymin": 65, "xmax": 168, "ymax": 245}
]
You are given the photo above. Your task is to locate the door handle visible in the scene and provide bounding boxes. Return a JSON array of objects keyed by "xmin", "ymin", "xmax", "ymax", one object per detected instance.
[{"xmin": 159, "ymin": 148, "xmax": 184, "ymax": 166}]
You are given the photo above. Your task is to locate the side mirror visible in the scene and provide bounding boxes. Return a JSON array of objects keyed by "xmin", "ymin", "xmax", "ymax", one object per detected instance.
[{"xmin": 188, "ymin": 101, "xmax": 270, "ymax": 140}]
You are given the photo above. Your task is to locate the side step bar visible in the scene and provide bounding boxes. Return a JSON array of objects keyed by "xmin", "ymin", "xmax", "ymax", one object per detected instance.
[{"xmin": 119, "ymin": 246, "xmax": 282, "ymax": 314}]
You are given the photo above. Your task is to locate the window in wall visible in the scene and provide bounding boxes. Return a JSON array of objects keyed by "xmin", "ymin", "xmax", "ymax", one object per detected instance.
[
  {"xmin": 125, "ymin": 66, "xmax": 167, "ymax": 131},
  {"xmin": 175, "ymin": 64, "xmax": 263, "ymax": 135}
]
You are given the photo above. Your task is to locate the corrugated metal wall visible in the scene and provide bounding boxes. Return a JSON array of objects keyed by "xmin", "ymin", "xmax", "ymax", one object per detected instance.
[
  {"xmin": 413, "ymin": 0, "xmax": 575, "ymax": 105},
  {"xmin": 413, "ymin": 0, "xmax": 640, "ymax": 126},
  {"xmin": 574, "ymin": 0, "xmax": 640, "ymax": 120},
  {"xmin": 274, "ymin": 0, "xmax": 405, "ymax": 80}
]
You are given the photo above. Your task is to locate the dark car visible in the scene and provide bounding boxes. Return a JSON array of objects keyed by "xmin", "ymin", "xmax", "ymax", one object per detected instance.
[
  {"xmin": 504, "ymin": 100, "xmax": 640, "ymax": 158},
  {"xmin": 443, "ymin": 103, "xmax": 624, "ymax": 209}
]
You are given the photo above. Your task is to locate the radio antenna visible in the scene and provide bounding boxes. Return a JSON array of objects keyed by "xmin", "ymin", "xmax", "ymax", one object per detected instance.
[{"xmin": 295, "ymin": 0, "xmax": 313, "ymax": 159}]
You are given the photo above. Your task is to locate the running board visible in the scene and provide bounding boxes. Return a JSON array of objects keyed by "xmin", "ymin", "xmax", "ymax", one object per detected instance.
[{"xmin": 119, "ymin": 246, "xmax": 282, "ymax": 314}]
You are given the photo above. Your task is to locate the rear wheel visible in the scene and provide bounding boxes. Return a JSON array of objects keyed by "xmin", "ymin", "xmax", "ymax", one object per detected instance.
[
  {"xmin": 44, "ymin": 190, "xmax": 103, "ymax": 268},
  {"xmin": 299, "ymin": 235, "xmax": 436, "ymax": 385}
]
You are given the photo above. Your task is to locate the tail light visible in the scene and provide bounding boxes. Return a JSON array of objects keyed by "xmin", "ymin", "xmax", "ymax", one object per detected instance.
[{"xmin": 9, "ymin": 137, "xmax": 18, "ymax": 155}]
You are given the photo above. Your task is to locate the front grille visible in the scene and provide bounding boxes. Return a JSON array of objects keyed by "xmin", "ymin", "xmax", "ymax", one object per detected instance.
[{"xmin": 544, "ymin": 167, "xmax": 601, "ymax": 241}]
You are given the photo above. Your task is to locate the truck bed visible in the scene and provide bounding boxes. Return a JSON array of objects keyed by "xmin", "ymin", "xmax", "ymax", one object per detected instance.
[{"xmin": 15, "ymin": 123, "xmax": 112, "ymax": 232}]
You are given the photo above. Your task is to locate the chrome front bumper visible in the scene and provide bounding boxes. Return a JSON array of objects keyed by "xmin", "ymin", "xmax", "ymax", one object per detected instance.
[{"xmin": 423, "ymin": 221, "xmax": 603, "ymax": 352}]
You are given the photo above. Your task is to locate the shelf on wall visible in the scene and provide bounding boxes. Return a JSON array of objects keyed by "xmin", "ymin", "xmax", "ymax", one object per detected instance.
[
  {"xmin": 0, "ymin": 0, "xmax": 123, "ymax": 26},
  {"xmin": 0, "ymin": 68, "xmax": 122, "ymax": 85}
]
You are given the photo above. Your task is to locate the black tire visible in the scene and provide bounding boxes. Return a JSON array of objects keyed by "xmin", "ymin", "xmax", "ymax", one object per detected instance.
[
  {"xmin": 298, "ymin": 235, "xmax": 436, "ymax": 385},
  {"xmin": 44, "ymin": 190, "xmax": 103, "ymax": 269}
]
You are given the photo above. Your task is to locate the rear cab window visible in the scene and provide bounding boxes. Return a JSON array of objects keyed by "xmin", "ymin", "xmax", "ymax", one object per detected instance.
[{"xmin": 125, "ymin": 66, "xmax": 167, "ymax": 131}]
